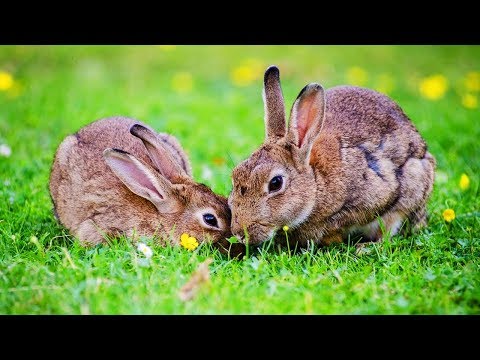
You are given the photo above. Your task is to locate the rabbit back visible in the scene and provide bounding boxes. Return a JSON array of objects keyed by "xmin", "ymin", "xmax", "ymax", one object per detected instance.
[{"xmin": 303, "ymin": 86, "xmax": 435, "ymax": 244}]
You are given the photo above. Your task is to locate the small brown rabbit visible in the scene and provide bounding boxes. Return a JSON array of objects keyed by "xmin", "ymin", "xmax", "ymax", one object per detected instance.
[
  {"xmin": 229, "ymin": 66, "xmax": 435, "ymax": 248},
  {"xmin": 49, "ymin": 116, "xmax": 244, "ymax": 255}
]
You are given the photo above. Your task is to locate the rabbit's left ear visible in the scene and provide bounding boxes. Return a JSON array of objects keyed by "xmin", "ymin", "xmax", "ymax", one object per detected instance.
[
  {"xmin": 263, "ymin": 65, "xmax": 287, "ymax": 142},
  {"xmin": 286, "ymin": 83, "xmax": 326, "ymax": 163},
  {"xmin": 130, "ymin": 124, "xmax": 189, "ymax": 182},
  {"xmin": 103, "ymin": 148, "xmax": 181, "ymax": 214}
]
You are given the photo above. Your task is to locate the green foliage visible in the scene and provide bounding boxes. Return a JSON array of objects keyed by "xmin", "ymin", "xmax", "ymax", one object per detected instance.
[{"xmin": 0, "ymin": 45, "xmax": 479, "ymax": 314}]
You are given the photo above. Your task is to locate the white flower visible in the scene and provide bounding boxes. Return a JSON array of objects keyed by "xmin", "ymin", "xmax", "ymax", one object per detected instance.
[
  {"xmin": 137, "ymin": 242, "xmax": 153, "ymax": 259},
  {"xmin": 201, "ymin": 165, "xmax": 213, "ymax": 181},
  {"xmin": 0, "ymin": 144, "xmax": 11, "ymax": 157},
  {"xmin": 435, "ymin": 170, "xmax": 448, "ymax": 184}
]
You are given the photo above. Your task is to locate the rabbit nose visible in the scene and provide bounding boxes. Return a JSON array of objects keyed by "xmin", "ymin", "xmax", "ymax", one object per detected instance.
[
  {"xmin": 231, "ymin": 220, "xmax": 246, "ymax": 243},
  {"xmin": 231, "ymin": 226, "xmax": 244, "ymax": 240},
  {"xmin": 235, "ymin": 233, "xmax": 246, "ymax": 242},
  {"xmin": 232, "ymin": 233, "xmax": 247, "ymax": 245}
]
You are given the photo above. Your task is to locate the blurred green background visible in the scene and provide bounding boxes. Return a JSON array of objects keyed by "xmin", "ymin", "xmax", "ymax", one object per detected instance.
[
  {"xmin": 0, "ymin": 46, "xmax": 479, "ymax": 314},
  {"xmin": 1, "ymin": 46, "xmax": 479, "ymax": 193}
]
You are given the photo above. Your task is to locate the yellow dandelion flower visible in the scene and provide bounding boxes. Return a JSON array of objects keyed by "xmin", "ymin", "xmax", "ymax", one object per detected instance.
[
  {"xmin": 231, "ymin": 66, "xmax": 255, "ymax": 87},
  {"xmin": 419, "ymin": 75, "xmax": 448, "ymax": 100},
  {"xmin": 158, "ymin": 45, "xmax": 176, "ymax": 51},
  {"xmin": 0, "ymin": 71, "xmax": 14, "ymax": 91},
  {"xmin": 171, "ymin": 72, "xmax": 193, "ymax": 94},
  {"xmin": 180, "ymin": 233, "xmax": 199, "ymax": 251},
  {"xmin": 461, "ymin": 93, "xmax": 478, "ymax": 109},
  {"xmin": 282, "ymin": 225, "xmax": 289, "ymax": 232},
  {"xmin": 459, "ymin": 173, "xmax": 470, "ymax": 190},
  {"xmin": 346, "ymin": 66, "xmax": 368, "ymax": 86},
  {"xmin": 442, "ymin": 209, "xmax": 455, "ymax": 222},
  {"xmin": 374, "ymin": 73, "xmax": 395, "ymax": 94},
  {"xmin": 230, "ymin": 59, "xmax": 263, "ymax": 87},
  {"xmin": 464, "ymin": 71, "xmax": 480, "ymax": 92}
]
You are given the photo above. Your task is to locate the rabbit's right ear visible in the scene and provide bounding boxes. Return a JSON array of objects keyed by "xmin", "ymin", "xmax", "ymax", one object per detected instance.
[
  {"xmin": 103, "ymin": 148, "xmax": 180, "ymax": 214},
  {"xmin": 286, "ymin": 83, "xmax": 326, "ymax": 164},
  {"xmin": 130, "ymin": 124, "xmax": 189, "ymax": 182},
  {"xmin": 263, "ymin": 65, "xmax": 286, "ymax": 142}
]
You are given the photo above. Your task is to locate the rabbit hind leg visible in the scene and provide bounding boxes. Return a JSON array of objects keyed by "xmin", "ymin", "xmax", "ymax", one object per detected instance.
[
  {"xmin": 352, "ymin": 211, "xmax": 407, "ymax": 254},
  {"xmin": 389, "ymin": 153, "xmax": 434, "ymax": 237},
  {"xmin": 353, "ymin": 210, "xmax": 406, "ymax": 243}
]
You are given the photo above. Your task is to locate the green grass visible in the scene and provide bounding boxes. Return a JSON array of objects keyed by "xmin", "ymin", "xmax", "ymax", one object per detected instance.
[{"xmin": 0, "ymin": 45, "xmax": 479, "ymax": 314}]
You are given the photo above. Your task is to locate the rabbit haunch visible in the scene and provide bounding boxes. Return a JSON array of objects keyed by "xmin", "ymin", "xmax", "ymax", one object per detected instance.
[
  {"xmin": 229, "ymin": 66, "xmax": 435, "ymax": 247},
  {"xmin": 49, "ymin": 116, "xmax": 233, "ymax": 247}
]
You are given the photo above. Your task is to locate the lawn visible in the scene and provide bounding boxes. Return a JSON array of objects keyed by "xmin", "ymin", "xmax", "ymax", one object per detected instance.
[{"xmin": 0, "ymin": 45, "xmax": 479, "ymax": 314}]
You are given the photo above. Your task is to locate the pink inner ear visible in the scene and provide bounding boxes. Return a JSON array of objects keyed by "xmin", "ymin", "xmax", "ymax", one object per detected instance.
[
  {"xmin": 296, "ymin": 92, "xmax": 321, "ymax": 148},
  {"xmin": 109, "ymin": 157, "xmax": 163, "ymax": 199}
]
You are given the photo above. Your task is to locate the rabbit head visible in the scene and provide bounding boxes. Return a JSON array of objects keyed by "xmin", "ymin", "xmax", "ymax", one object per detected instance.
[
  {"xmin": 50, "ymin": 116, "xmax": 239, "ymax": 251},
  {"xmin": 229, "ymin": 66, "xmax": 325, "ymax": 245},
  {"xmin": 102, "ymin": 123, "xmax": 233, "ymax": 245}
]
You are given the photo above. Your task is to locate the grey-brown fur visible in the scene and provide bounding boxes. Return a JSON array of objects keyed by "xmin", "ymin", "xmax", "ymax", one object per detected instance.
[
  {"xmin": 229, "ymin": 66, "xmax": 436, "ymax": 248},
  {"xmin": 49, "ymin": 116, "xmax": 239, "ymax": 252}
]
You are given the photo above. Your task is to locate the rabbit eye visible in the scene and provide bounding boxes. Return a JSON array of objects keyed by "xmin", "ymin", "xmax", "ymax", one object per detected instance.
[
  {"xmin": 203, "ymin": 213, "xmax": 218, "ymax": 228},
  {"xmin": 268, "ymin": 175, "xmax": 283, "ymax": 193}
]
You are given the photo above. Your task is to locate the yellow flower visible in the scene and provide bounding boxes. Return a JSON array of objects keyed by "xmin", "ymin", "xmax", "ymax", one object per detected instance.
[
  {"xmin": 419, "ymin": 75, "xmax": 448, "ymax": 100},
  {"xmin": 459, "ymin": 173, "xmax": 470, "ymax": 190},
  {"xmin": 282, "ymin": 225, "xmax": 289, "ymax": 232},
  {"xmin": 461, "ymin": 93, "xmax": 478, "ymax": 109},
  {"xmin": 231, "ymin": 66, "xmax": 254, "ymax": 86},
  {"xmin": 171, "ymin": 72, "xmax": 193, "ymax": 94},
  {"xmin": 180, "ymin": 233, "xmax": 199, "ymax": 251},
  {"xmin": 0, "ymin": 71, "xmax": 14, "ymax": 91},
  {"xmin": 346, "ymin": 66, "xmax": 368, "ymax": 86},
  {"xmin": 442, "ymin": 209, "xmax": 455, "ymax": 222},
  {"xmin": 464, "ymin": 71, "xmax": 480, "ymax": 92},
  {"xmin": 230, "ymin": 58, "xmax": 264, "ymax": 87},
  {"xmin": 158, "ymin": 45, "xmax": 176, "ymax": 51}
]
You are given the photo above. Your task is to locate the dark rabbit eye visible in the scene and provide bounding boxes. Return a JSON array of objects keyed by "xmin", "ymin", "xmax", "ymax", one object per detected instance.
[
  {"xmin": 203, "ymin": 213, "xmax": 218, "ymax": 227},
  {"xmin": 268, "ymin": 175, "xmax": 283, "ymax": 193}
]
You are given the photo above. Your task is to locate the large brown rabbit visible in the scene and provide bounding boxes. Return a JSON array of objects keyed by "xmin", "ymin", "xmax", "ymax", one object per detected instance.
[
  {"xmin": 50, "ymin": 116, "xmax": 244, "ymax": 255},
  {"xmin": 229, "ymin": 66, "xmax": 435, "ymax": 248}
]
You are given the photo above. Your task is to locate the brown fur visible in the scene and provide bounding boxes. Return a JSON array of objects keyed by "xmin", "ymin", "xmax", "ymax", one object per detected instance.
[
  {"xmin": 229, "ymin": 66, "xmax": 436, "ymax": 247},
  {"xmin": 49, "ymin": 116, "xmax": 242, "ymax": 256}
]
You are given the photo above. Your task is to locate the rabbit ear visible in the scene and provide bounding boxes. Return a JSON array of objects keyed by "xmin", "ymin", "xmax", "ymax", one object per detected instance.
[
  {"xmin": 103, "ymin": 148, "xmax": 180, "ymax": 214},
  {"xmin": 130, "ymin": 124, "xmax": 189, "ymax": 182},
  {"xmin": 286, "ymin": 83, "xmax": 326, "ymax": 162},
  {"xmin": 263, "ymin": 65, "xmax": 286, "ymax": 142}
]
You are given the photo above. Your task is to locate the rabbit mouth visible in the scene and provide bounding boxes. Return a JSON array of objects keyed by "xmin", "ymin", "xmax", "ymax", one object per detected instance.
[{"xmin": 239, "ymin": 223, "xmax": 277, "ymax": 246}]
